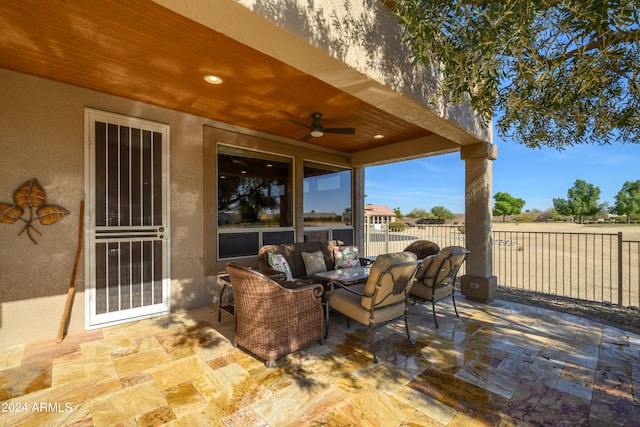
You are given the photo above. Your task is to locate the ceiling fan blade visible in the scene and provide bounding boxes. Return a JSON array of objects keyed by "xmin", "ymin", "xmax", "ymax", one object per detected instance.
[
  {"xmin": 290, "ymin": 113, "xmax": 355, "ymax": 140},
  {"xmin": 324, "ymin": 127, "xmax": 356, "ymax": 135},
  {"xmin": 289, "ymin": 119, "xmax": 313, "ymax": 129}
]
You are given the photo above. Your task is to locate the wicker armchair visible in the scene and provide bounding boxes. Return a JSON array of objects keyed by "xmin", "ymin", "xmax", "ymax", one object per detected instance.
[
  {"xmin": 326, "ymin": 252, "xmax": 421, "ymax": 363},
  {"xmin": 409, "ymin": 246, "xmax": 470, "ymax": 328},
  {"xmin": 226, "ymin": 263, "xmax": 324, "ymax": 367}
]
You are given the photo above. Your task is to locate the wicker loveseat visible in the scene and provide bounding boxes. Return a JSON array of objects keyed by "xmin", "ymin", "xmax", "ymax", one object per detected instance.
[
  {"xmin": 226, "ymin": 263, "xmax": 324, "ymax": 367},
  {"xmin": 258, "ymin": 240, "xmax": 364, "ymax": 284}
]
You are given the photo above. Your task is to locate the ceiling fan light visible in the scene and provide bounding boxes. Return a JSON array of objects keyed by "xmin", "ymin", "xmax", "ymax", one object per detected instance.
[
  {"xmin": 310, "ymin": 130, "xmax": 324, "ymax": 137},
  {"xmin": 204, "ymin": 74, "xmax": 223, "ymax": 85}
]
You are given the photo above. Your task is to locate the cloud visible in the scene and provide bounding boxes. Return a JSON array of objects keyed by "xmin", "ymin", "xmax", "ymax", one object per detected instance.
[
  {"xmin": 413, "ymin": 158, "xmax": 444, "ymax": 173},
  {"xmin": 365, "ymin": 181, "xmax": 392, "ymax": 190}
]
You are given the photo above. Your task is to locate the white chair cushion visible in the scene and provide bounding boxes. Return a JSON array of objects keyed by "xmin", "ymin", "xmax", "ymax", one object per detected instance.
[
  {"xmin": 328, "ymin": 284, "xmax": 405, "ymax": 325},
  {"xmin": 301, "ymin": 250, "xmax": 327, "ymax": 275}
]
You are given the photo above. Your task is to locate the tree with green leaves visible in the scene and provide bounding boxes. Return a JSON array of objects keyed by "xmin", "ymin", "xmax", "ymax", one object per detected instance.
[
  {"xmin": 431, "ymin": 205, "xmax": 455, "ymax": 220},
  {"xmin": 553, "ymin": 179, "xmax": 601, "ymax": 223},
  {"xmin": 393, "ymin": 1, "xmax": 640, "ymax": 149},
  {"xmin": 407, "ymin": 208, "xmax": 430, "ymax": 218},
  {"xmin": 611, "ymin": 180, "xmax": 640, "ymax": 223},
  {"xmin": 394, "ymin": 206, "xmax": 404, "ymax": 219},
  {"xmin": 493, "ymin": 192, "xmax": 525, "ymax": 222}
]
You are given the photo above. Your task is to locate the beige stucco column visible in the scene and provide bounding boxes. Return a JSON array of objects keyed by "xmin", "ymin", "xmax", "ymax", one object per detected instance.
[
  {"xmin": 353, "ymin": 167, "xmax": 365, "ymax": 247},
  {"xmin": 460, "ymin": 142, "xmax": 498, "ymax": 302}
]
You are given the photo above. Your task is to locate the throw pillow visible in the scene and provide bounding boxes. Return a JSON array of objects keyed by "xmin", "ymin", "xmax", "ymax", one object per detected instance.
[
  {"xmin": 301, "ymin": 250, "xmax": 328, "ymax": 275},
  {"xmin": 334, "ymin": 246, "xmax": 360, "ymax": 269},
  {"xmin": 268, "ymin": 253, "xmax": 293, "ymax": 281}
]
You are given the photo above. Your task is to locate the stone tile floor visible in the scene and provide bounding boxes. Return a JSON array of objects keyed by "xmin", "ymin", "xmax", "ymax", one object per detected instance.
[{"xmin": 1, "ymin": 297, "xmax": 639, "ymax": 426}]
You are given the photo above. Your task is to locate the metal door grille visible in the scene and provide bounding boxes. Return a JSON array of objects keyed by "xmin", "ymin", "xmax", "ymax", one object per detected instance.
[
  {"xmin": 86, "ymin": 110, "xmax": 169, "ymax": 328},
  {"xmin": 94, "ymin": 122, "xmax": 162, "ymax": 227}
]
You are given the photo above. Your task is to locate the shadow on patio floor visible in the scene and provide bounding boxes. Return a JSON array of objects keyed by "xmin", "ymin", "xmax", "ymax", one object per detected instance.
[{"xmin": 1, "ymin": 297, "xmax": 639, "ymax": 426}]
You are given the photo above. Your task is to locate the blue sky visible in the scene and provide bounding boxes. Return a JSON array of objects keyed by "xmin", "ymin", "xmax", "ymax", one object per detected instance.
[{"xmin": 365, "ymin": 131, "xmax": 640, "ymax": 215}]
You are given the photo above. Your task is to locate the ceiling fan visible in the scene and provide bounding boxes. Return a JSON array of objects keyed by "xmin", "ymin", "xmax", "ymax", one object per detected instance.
[{"xmin": 290, "ymin": 112, "xmax": 356, "ymax": 141}]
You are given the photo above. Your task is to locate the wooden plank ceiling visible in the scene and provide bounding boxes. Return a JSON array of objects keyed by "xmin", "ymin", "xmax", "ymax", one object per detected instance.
[{"xmin": 0, "ymin": 0, "xmax": 433, "ymax": 153}]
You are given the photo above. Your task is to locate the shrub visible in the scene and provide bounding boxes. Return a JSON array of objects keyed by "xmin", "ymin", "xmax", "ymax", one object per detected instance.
[
  {"xmin": 389, "ymin": 221, "xmax": 407, "ymax": 232},
  {"xmin": 515, "ymin": 214, "xmax": 537, "ymax": 222}
]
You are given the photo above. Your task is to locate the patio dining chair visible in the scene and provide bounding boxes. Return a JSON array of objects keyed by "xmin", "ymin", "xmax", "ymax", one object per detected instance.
[
  {"xmin": 226, "ymin": 263, "xmax": 324, "ymax": 367},
  {"xmin": 326, "ymin": 252, "xmax": 421, "ymax": 363},
  {"xmin": 409, "ymin": 246, "xmax": 470, "ymax": 328},
  {"xmin": 403, "ymin": 240, "xmax": 440, "ymax": 260}
]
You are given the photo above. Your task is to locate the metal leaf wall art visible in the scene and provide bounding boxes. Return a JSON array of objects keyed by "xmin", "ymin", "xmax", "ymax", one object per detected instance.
[{"xmin": 0, "ymin": 178, "xmax": 70, "ymax": 244}]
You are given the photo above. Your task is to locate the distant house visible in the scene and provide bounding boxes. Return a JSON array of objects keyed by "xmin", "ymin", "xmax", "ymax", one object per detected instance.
[
  {"xmin": 403, "ymin": 213, "xmax": 465, "ymax": 225},
  {"xmin": 364, "ymin": 204, "xmax": 396, "ymax": 225},
  {"xmin": 416, "ymin": 217, "xmax": 445, "ymax": 225},
  {"xmin": 451, "ymin": 213, "xmax": 465, "ymax": 224}
]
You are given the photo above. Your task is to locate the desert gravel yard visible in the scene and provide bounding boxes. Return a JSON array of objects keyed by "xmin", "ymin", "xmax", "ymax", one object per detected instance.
[{"xmin": 496, "ymin": 286, "xmax": 640, "ymax": 335}]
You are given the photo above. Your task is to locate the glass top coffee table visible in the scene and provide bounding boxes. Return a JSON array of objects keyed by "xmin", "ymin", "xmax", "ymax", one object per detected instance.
[{"xmin": 311, "ymin": 266, "xmax": 370, "ymax": 285}]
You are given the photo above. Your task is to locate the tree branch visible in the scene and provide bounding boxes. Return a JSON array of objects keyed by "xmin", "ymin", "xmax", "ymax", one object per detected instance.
[{"xmin": 557, "ymin": 29, "xmax": 640, "ymax": 62}]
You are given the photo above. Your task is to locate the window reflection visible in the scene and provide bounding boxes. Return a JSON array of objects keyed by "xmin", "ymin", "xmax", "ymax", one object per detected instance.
[
  {"xmin": 303, "ymin": 161, "xmax": 352, "ymax": 226},
  {"xmin": 218, "ymin": 146, "xmax": 292, "ymax": 227}
]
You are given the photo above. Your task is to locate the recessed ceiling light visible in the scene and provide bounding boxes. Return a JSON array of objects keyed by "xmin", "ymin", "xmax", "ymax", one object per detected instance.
[
  {"xmin": 204, "ymin": 74, "xmax": 223, "ymax": 85},
  {"xmin": 374, "ymin": 134, "xmax": 385, "ymax": 139}
]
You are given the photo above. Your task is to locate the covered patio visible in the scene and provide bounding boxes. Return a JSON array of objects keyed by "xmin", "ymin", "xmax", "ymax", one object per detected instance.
[
  {"xmin": 2, "ymin": 2, "xmax": 639, "ymax": 425},
  {"xmin": 3, "ymin": 2, "xmax": 638, "ymax": 424},
  {"xmin": 2, "ymin": 298, "xmax": 639, "ymax": 426},
  {"xmin": 1, "ymin": 0, "xmax": 496, "ymax": 347}
]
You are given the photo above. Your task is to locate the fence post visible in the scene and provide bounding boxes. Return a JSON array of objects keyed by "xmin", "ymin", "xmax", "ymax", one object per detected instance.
[
  {"xmin": 364, "ymin": 224, "xmax": 369, "ymax": 256},
  {"xmin": 618, "ymin": 232, "xmax": 623, "ymax": 308},
  {"xmin": 384, "ymin": 223, "xmax": 389, "ymax": 254}
]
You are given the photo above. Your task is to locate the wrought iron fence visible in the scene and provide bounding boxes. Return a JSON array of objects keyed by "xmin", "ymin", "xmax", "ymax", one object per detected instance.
[{"xmin": 364, "ymin": 224, "xmax": 640, "ymax": 308}]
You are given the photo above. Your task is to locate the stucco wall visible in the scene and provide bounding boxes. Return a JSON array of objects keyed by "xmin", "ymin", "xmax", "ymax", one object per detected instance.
[
  {"xmin": 0, "ymin": 68, "xmax": 214, "ymax": 347},
  {"xmin": 0, "ymin": 67, "xmax": 359, "ymax": 347}
]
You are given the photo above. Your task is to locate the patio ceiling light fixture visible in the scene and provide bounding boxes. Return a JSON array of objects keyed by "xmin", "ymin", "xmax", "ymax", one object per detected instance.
[{"xmin": 204, "ymin": 74, "xmax": 223, "ymax": 85}]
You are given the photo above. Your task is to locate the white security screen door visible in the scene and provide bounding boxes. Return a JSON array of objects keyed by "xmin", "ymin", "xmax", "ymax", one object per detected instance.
[{"xmin": 85, "ymin": 109, "xmax": 170, "ymax": 329}]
